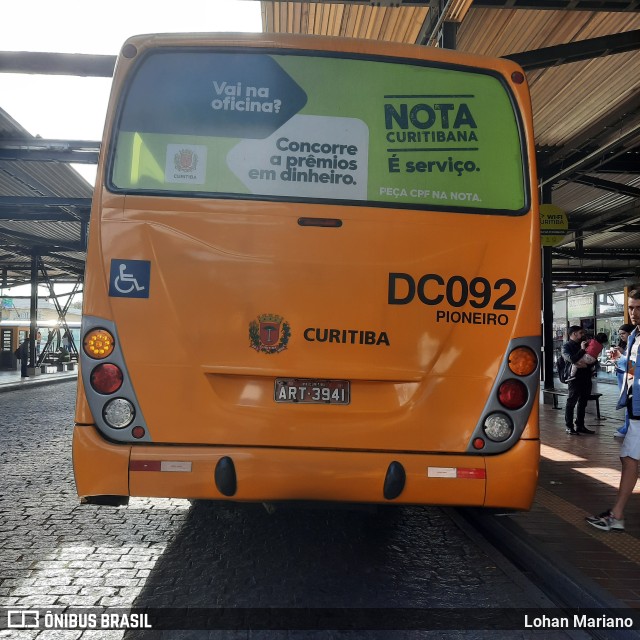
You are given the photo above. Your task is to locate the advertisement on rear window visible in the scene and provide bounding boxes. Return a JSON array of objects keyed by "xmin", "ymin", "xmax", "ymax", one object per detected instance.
[{"xmin": 111, "ymin": 51, "xmax": 526, "ymax": 212}]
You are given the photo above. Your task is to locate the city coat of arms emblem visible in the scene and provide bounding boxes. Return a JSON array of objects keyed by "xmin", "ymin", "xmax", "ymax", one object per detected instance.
[
  {"xmin": 174, "ymin": 148, "xmax": 198, "ymax": 173},
  {"xmin": 249, "ymin": 314, "xmax": 291, "ymax": 354}
]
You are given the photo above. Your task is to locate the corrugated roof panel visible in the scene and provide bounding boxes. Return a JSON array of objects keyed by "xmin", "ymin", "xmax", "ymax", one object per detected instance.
[
  {"xmin": 457, "ymin": 8, "xmax": 640, "ymax": 56},
  {"xmin": 529, "ymin": 52, "xmax": 640, "ymax": 147},
  {"xmin": 583, "ymin": 231, "xmax": 640, "ymax": 251},
  {"xmin": 0, "ymin": 159, "xmax": 91, "ymax": 198},
  {"xmin": 262, "ymin": 2, "xmax": 428, "ymax": 43},
  {"xmin": 554, "ymin": 181, "xmax": 636, "ymax": 220},
  {"xmin": 0, "ymin": 106, "xmax": 88, "ymax": 286},
  {"xmin": 0, "ymin": 220, "xmax": 81, "ymax": 242},
  {"xmin": 0, "ymin": 108, "xmax": 93, "ymax": 199},
  {"xmin": 552, "ymin": 181, "xmax": 610, "ymax": 213},
  {"xmin": 456, "ymin": 9, "xmax": 640, "ymax": 148}
]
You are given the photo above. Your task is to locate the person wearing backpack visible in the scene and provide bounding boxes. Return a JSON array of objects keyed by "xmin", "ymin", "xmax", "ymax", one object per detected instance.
[
  {"xmin": 556, "ymin": 354, "xmax": 569, "ymax": 384},
  {"xmin": 562, "ymin": 325, "xmax": 596, "ymax": 435},
  {"xmin": 15, "ymin": 334, "xmax": 30, "ymax": 379}
]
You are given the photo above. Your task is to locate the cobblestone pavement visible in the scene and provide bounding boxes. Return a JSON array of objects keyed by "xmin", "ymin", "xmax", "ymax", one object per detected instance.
[{"xmin": 0, "ymin": 382, "xmax": 577, "ymax": 639}]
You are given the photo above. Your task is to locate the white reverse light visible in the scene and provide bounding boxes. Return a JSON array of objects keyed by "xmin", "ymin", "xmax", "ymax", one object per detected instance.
[{"xmin": 103, "ymin": 398, "xmax": 135, "ymax": 429}]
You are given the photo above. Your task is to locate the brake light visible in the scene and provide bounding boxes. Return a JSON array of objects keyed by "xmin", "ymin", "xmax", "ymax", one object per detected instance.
[
  {"xmin": 498, "ymin": 379, "xmax": 528, "ymax": 409},
  {"xmin": 508, "ymin": 346, "xmax": 537, "ymax": 376},
  {"xmin": 90, "ymin": 363, "xmax": 123, "ymax": 394},
  {"xmin": 83, "ymin": 328, "xmax": 115, "ymax": 359}
]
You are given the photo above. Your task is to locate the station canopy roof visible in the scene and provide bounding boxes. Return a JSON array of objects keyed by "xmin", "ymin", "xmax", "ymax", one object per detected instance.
[
  {"xmin": 0, "ymin": 0, "xmax": 639, "ymax": 289},
  {"xmin": 0, "ymin": 108, "xmax": 92, "ymax": 289}
]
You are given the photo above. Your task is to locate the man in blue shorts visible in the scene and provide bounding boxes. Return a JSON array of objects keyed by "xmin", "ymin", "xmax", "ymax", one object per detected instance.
[{"xmin": 586, "ymin": 288, "xmax": 640, "ymax": 532}]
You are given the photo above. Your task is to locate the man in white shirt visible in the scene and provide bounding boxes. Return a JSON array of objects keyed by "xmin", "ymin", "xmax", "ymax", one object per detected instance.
[{"xmin": 586, "ymin": 288, "xmax": 640, "ymax": 532}]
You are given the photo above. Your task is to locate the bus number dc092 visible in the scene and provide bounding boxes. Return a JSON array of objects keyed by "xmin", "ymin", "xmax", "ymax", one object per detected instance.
[{"xmin": 388, "ymin": 273, "xmax": 516, "ymax": 310}]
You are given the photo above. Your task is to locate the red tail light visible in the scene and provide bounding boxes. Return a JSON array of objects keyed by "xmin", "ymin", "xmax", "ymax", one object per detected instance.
[
  {"xmin": 498, "ymin": 379, "xmax": 528, "ymax": 410},
  {"xmin": 90, "ymin": 363, "xmax": 123, "ymax": 394}
]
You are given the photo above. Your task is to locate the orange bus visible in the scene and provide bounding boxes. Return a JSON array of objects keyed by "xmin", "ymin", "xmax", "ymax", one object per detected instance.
[{"xmin": 73, "ymin": 33, "xmax": 540, "ymax": 509}]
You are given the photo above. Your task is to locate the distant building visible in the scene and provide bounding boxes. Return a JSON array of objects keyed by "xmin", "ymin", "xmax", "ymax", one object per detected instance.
[{"xmin": 0, "ymin": 298, "xmax": 81, "ymax": 323}]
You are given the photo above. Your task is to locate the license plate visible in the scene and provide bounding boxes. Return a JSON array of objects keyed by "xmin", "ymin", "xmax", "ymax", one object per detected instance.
[{"xmin": 274, "ymin": 378, "xmax": 350, "ymax": 405}]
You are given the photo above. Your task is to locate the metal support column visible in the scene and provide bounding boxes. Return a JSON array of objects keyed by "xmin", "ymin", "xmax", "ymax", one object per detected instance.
[
  {"xmin": 542, "ymin": 245, "xmax": 554, "ymax": 389},
  {"xmin": 36, "ymin": 257, "xmax": 81, "ymax": 365},
  {"xmin": 442, "ymin": 21, "xmax": 457, "ymax": 50},
  {"xmin": 81, "ymin": 220, "xmax": 88, "ymax": 251},
  {"xmin": 541, "ymin": 184, "xmax": 555, "ymax": 390},
  {"xmin": 29, "ymin": 252, "xmax": 38, "ymax": 370}
]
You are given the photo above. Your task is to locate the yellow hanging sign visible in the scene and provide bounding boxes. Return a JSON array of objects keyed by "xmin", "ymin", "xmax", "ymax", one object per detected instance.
[{"xmin": 540, "ymin": 204, "xmax": 568, "ymax": 247}]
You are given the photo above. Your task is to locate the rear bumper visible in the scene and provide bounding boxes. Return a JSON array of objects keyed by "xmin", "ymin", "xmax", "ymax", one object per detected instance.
[{"xmin": 73, "ymin": 425, "xmax": 539, "ymax": 509}]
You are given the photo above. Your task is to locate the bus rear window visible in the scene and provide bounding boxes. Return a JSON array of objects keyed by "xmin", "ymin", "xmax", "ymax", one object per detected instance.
[{"xmin": 110, "ymin": 49, "xmax": 527, "ymax": 214}]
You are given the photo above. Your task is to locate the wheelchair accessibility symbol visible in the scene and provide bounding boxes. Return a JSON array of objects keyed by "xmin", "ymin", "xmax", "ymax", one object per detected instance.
[{"xmin": 109, "ymin": 259, "xmax": 151, "ymax": 298}]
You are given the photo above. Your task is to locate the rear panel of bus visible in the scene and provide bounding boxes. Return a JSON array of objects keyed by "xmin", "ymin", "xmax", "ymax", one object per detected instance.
[{"xmin": 73, "ymin": 34, "xmax": 540, "ymax": 509}]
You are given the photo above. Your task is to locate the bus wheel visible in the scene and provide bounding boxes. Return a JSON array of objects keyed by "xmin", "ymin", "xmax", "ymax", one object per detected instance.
[{"xmin": 80, "ymin": 495, "xmax": 130, "ymax": 506}]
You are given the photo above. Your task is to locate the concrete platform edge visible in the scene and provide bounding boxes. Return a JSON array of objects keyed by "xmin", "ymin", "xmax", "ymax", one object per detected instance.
[
  {"xmin": 460, "ymin": 508, "xmax": 640, "ymax": 640},
  {"xmin": 0, "ymin": 372, "xmax": 77, "ymax": 393}
]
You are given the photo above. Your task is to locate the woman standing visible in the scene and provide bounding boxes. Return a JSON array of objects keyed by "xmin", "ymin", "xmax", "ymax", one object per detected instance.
[{"xmin": 614, "ymin": 323, "xmax": 634, "ymax": 438}]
